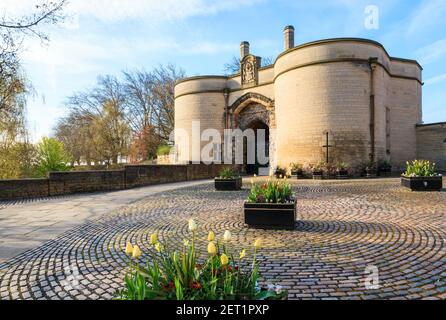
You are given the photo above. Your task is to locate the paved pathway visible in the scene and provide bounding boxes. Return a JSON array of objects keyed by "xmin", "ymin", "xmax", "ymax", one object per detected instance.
[
  {"xmin": 0, "ymin": 180, "xmax": 212, "ymax": 264},
  {"xmin": 0, "ymin": 178, "xmax": 445, "ymax": 300}
]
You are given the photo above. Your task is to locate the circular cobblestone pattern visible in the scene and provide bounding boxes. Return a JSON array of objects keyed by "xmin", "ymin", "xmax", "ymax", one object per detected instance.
[{"xmin": 0, "ymin": 178, "xmax": 445, "ymax": 300}]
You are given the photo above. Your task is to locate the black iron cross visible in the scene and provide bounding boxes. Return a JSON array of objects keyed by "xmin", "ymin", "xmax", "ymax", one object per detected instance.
[{"xmin": 322, "ymin": 132, "xmax": 333, "ymax": 163}]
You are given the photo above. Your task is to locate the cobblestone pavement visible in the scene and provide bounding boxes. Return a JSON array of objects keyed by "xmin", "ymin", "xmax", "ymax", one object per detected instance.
[
  {"xmin": 0, "ymin": 178, "xmax": 445, "ymax": 300},
  {"xmin": 0, "ymin": 180, "xmax": 212, "ymax": 264}
]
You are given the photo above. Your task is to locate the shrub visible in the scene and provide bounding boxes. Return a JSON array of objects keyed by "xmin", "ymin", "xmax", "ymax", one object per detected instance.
[
  {"xmin": 335, "ymin": 162, "xmax": 349, "ymax": 171},
  {"xmin": 290, "ymin": 162, "xmax": 303, "ymax": 172},
  {"xmin": 378, "ymin": 159, "xmax": 392, "ymax": 169},
  {"xmin": 274, "ymin": 166, "xmax": 287, "ymax": 177},
  {"xmin": 247, "ymin": 178, "xmax": 294, "ymax": 204},
  {"xmin": 156, "ymin": 145, "xmax": 171, "ymax": 156},
  {"xmin": 403, "ymin": 160, "xmax": 438, "ymax": 177},
  {"xmin": 311, "ymin": 161, "xmax": 326, "ymax": 173},
  {"xmin": 365, "ymin": 160, "xmax": 376, "ymax": 170},
  {"xmin": 116, "ymin": 220, "xmax": 287, "ymax": 300},
  {"xmin": 218, "ymin": 167, "xmax": 239, "ymax": 179},
  {"xmin": 35, "ymin": 137, "xmax": 72, "ymax": 177}
]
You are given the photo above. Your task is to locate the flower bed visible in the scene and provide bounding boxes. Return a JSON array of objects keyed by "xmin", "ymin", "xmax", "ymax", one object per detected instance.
[
  {"xmin": 335, "ymin": 162, "xmax": 349, "ymax": 179},
  {"xmin": 244, "ymin": 179, "xmax": 297, "ymax": 230},
  {"xmin": 273, "ymin": 166, "xmax": 287, "ymax": 179},
  {"xmin": 116, "ymin": 220, "xmax": 287, "ymax": 300},
  {"xmin": 290, "ymin": 163, "xmax": 304, "ymax": 179},
  {"xmin": 311, "ymin": 161, "xmax": 325, "ymax": 180},
  {"xmin": 215, "ymin": 168, "xmax": 242, "ymax": 191},
  {"xmin": 401, "ymin": 160, "xmax": 443, "ymax": 191},
  {"xmin": 378, "ymin": 160, "xmax": 392, "ymax": 177}
]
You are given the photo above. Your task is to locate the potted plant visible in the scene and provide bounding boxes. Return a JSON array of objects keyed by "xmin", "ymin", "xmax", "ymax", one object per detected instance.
[
  {"xmin": 215, "ymin": 168, "xmax": 242, "ymax": 191},
  {"xmin": 290, "ymin": 163, "xmax": 304, "ymax": 179},
  {"xmin": 365, "ymin": 160, "xmax": 376, "ymax": 178},
  {"xmin": 378, "ymin": 160, "xmax": 392, "ymax": 177},
  {"xmin": 311, "ymin": 161, "xmax": 325, "ymax": 180},
  {"xmin": 244, "ymin": 179, "xmax": 296, "ymax": 230},
  {"xmin": 274, "ymin": 166, "xmax": 287, "ymax": 179},
  {"xmin": 401, "ymin": 160, "xmax": 443, "ymax": 191},
  {"xmin": 116, "ymin": 220, "xmax": 288, "ymax": 300},
  {"xmin": 323, "ymin": 163, "xmax": 337, "ymax": 179},
  {"xmin": 336, "ymin": 162, "xmax": 349, "ymax": 179}
]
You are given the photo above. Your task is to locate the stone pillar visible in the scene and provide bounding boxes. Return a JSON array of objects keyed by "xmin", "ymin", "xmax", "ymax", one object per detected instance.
[
  {"xmin": 284, "ymin": 25, "xmax": 295, "ymax": 51},
  {"xmin": 240, "ymin": 41, "xmax": 250, "ymax": 59}
]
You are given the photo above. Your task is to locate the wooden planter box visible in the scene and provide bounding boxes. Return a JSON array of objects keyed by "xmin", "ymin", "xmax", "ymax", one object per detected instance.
[
  {"xmin": 312, "ymin": 171, "xmax": 323, "ymax": 180},
  {"xmin": 401, "ymin": 176, "xmax": 443, "ymax": 191},
  {"xmin": 215, "ymin": 177, "xmax": 242, "ymax": 191},
  {"xmin": 244, "ymin": 199, "xmax": 297, "ymax": 230},
  {"xmin": 365, "ymin": 168, "xmax": 376, "ymax": 178},
  {"xmin": 291, "ymin": 170, "xmax": 304, "ymax": 179},
  {"xmin": 337, "ymin": 170, "xmax": 349, "ymax": 179},
  {"xmin": 378, "ymin": 167, "xmax": 392, "ymax": 177},
  {"xmin": 274, "ymin": 172, "xmax": 287, "ymax": 179}
]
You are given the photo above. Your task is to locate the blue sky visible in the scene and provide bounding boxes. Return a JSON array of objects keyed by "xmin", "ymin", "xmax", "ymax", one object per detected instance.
[{"xmin": 2, "ymin": 0, "xmax": 446, "ymax": 141}]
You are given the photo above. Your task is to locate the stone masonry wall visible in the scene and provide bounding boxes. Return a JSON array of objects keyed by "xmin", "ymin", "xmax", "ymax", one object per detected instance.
[
  {"xmin": 0, "ymin": 164, "xmax": 234, "ymax": 201},
  {"xmin": 0, "ymin": 179, "xmax": 49, "ymax": 200},
  {"xmin": 49, "ymin": 170, "xmax": 125, "ymax": 196},
  {"xmin": 416, "ymin": 123, "xmax": 446, "ymax": 171}
]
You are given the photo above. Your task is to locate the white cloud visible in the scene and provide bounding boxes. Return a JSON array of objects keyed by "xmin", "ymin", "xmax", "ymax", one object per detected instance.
[
  {"xmin": 416, "ymin": 38, "xmax": 446, "ymax": 65},
  {"xmin": 407, "ymin": 0, "xmax": 446, "ymax": 35},
  {"xmin": 0, "ymin": 0, "xmax": 264, "ymax": 24},
  {"xmin": 424, "ymin": 73, "xmax": 446, "ymax": 86},
  {"xmin": 22, "ymin": 36, "xmax": 110, "ymax": 74}
]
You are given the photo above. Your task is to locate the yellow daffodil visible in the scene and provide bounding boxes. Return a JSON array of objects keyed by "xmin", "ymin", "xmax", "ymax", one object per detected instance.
[
  {"xmin": 254, "ymin": 174, "xmax": 257, "ymax": 178},
  {"xmin": 188, "ymin": 219, "xmax": 197, "ymax": 232},
  {"xmin": 155, "ymin": 243, "xmax": 162, "ymax": 253},
  {"xmin": 239, "ymin": 249, "xmax": 246, "ymax": 259},
  {"xmin": 208, "ymin": 231, "xmax": 215, "ymax": 241},
  {"xmin": 250, "ymin": 178, "xmax": 254, "ymax": 185},
  {"xmin": 223, "ymin": 230, "xmax": 231, "ymax": 241},
  {"xmin": 207, "ymin": 242, "xmax": 217, "ymax": 256},
  {"xmin": 150, "ymin": 232, "xmax": 158, "ymax": 245},
  {"xmin": 254, "ymin": 239, "xmax": 261, "ymax": 249},
  {"xmin": 125, "ymin": 242, "xmax": 133, "ymax": 256},
  {"xmin": 132, "ymin": 245, "xmax": 142, "ymax": 258},
  {"xmin": 183, "ymin": 239, "xmax": 190, "ymax": 247},
  {"xmin": 220, "ymin": 253, "xmax": 229, "ymax": 266}
]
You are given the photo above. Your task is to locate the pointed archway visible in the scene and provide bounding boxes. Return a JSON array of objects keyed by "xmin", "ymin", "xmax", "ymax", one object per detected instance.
[{"xmin": 229, "ymin": 93, "xmax": 276, "ymax": 175}]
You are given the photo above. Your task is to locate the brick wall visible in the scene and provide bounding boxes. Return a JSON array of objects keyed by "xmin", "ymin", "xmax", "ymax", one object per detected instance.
[{"xmin": 0, "ymin": 164, "xmax": 234, "ymax": 201}]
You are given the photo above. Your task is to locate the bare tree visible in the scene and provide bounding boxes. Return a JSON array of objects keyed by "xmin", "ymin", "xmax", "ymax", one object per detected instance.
[
  {"xmin": 0, "ymin": 1, "xmax": 66, "ymax": 38},
  {"xmin": 60, "ymin": 65, "xmax": 185, "ymax": 164},
  {"xmin": 223, "ymin": 56, "xmax": 274, "ymax": 75},
  {"xmin": 0, "ymin": 1, "xmax": 68, "ymax": 178},
  {"xmin": 122, "ymin": 65, "xmax": 185, "ymax": 161},
  {"xmin": 0, "ymin": 0, "xmax": 67, "ymax": 76},
  {"xmin": 63, "ymin": 75, "xmax": 131, "ymax": 165}
]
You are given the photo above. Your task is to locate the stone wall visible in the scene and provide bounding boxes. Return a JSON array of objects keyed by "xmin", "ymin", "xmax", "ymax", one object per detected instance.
[
  {"xmin": 416, "ymin": 123, "xmax": 446, "ymax": 171},
  {"xmin": 49, "ymin": 170, "xmax": 125, "ymax": 196},
  {"xmin": 0, "ymin": 179, "xmax": 49, "ymax": 200},
  {"xmin": 0, "ymin": 164, "xmax": 234, "ymax": 201},
  {"xmin": 174, "ymin": 38, "xmax": 423, "ymax": 174},
  {"xmin": 124, "ymin": 165, "xmax": 188, "ymax": 188}
]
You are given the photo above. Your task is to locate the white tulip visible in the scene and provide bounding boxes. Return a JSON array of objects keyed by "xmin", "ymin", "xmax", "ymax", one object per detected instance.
[
  {"xmin": 223, "ymin": 230, "xmax": 232, "ymax": 241},
  {"xmin": 188, "ymin": 219, "xmax": 197, "ymax": 232}
]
